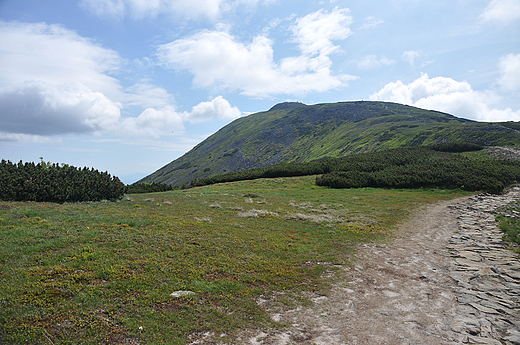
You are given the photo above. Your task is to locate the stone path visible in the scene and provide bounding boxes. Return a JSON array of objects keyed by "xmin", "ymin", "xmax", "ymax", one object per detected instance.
[{"xmin": 447, "ymin": 187, "xmax": 520, "ymax": 345}]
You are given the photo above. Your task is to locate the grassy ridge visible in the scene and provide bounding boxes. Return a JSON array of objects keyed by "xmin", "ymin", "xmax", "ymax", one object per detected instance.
[{"xmin": 0, "ymin": 177, "xmax": 468, "ymax": 344}]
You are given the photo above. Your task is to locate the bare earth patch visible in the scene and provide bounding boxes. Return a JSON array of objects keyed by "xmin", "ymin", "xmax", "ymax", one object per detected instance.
[{"xmin": 228, "ymin": 188, "xmax": 520, "ymax": 345}]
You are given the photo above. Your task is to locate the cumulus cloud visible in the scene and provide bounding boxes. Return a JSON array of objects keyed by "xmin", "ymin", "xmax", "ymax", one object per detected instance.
[
  {"xmin": 0, "ymin": 21, "xmax": 125, "ymax": 138},
  {"xmin": 358, "ymin": 55, "xmax": 395, "ymax": 70},
  {"xmin": 0, "ymin": 21, "xmax": 121, "ymax": 98},
  {"xmin": 0, "ymin": 82, "xmax": 122, "ymax": 136},
  {"xmin": 291, "ymin": 7, "xmax": 353, "ymax": 57},
  {"xmin": 80, "ymin": 0, "xmax": 271, "ymax": 20},
  {"xmin": 119, "ymin": 106, "xmax": 184, "ymax": 137},
  {"xmin": 370, "ymin": 73, "xmax": 520, "ymax": 122},
  {"xmin": 118, "ymin": 96, "xmax": 242, "ymax": 136},
  {"xmin": 184, "ymin": 96, "xmax": 241, "ymax": 123},
  {"xmin": 498, "ymin": 53, "xmax": 520, "ymax": 92},
  {"xmin": 0, "ymin": 21, "xmax": 243, "ymax": 140},
  {"xmin": 157, "ymin": 8, "xmax": 356, "ymax": 97},
  {"xmin": 479, "ymin": 0, "xmax": 520, "ymax": 24}
]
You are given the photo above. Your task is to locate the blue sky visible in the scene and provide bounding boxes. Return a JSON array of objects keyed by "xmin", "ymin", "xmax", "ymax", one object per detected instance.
[{"xmin": 1, "ymin": 0, "xmax": 519, "ymax": 184}]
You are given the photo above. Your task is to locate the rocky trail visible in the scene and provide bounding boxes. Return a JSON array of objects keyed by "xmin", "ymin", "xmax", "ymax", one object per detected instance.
[{"xmin": 231, "ymin": 187, "xmax": 520, "ymax": 345}]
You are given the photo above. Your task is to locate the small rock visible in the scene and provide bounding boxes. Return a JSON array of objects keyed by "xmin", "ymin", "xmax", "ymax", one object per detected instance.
[
  {"xmin": 503, "ymin": 330, "xmax": 520, "ymax": 345},
  {"xmin": 467, "ymin": 335, "xmax": 502, "ymax": 345},
  {"xmin": 458, "ymin": 293, "xmax": 481, "ymax": 304},
  {"xmin": 170, "ymin": 290, "xmax": 195, "ymax": 298},
  {"xmin": 469, "ymin": 302, "xmax": 500, "ymax": 315},
  {"xmin": 459, "ymin": 251, "xmax": 482, "ymax": 262}
]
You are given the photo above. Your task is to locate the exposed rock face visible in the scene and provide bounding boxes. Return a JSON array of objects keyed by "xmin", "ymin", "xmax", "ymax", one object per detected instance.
[{"xmin": 485, "ymin": 146, "xmax": 520, "ymax": 161}]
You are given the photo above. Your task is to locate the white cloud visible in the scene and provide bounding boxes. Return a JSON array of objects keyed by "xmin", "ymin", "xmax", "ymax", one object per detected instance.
[
  {"xmin": 0, "ymin": 82, "xmax": 122, "ymax": 136},
  {"xmin": 0, "ymin": 21, "xmax": 122, "ymax": 98},
  {"xmin": 125, "ymin": 83, "xmax": 175, "ymax": 108},
  {"xmin": 358, "ymin": 55, "xmax": 395, "ymax": 70},
  {"xmin": 185, "ymin": 96, "xmax": 242, "ymax": 123},
  {"xmin": 0, "ymin": 21, "xmax": 243, "ymax": 140},
  {"xmin": 359, "ymin": 16, "xmax": 384, "ymax": 30},
  {"xmin": 158, "ymin": 31, "xmax": 276, "ymax": 92},
  {"xmin": 0, "ymin": 132, "xmax": 61, "ymax": 143},
  {"xmin": 402, "ymin": 50, "xmax": 420, "ymax": 69},
  {"xmin": 119, "ymin": 105, "xmax": 184, "ymax": 137},
  {"xmin": 157, "ymin": 8, "xmax": 356, "ymax": 97},
  {"xmin": 0, "ymin": 21, "xmax": 126, "ymax": 138},
  {"xmin": 117, "ymin": 96, "xmax": 242, "ymax": 137},
  {"xmin": 81, "ymin": 0, "xmax": 220, "ymax": 19},
  {"xmin": 479, "ymin": 0, "xmax": 520, "ymax": 24},
  {"xmin": 498, "ymin": 53, "xmax": 520, "ymax": 92},
  {"xmin": 291, "ymin": 7, "xmax": 353, "ymax": 57},
  {"xmin": 370, "ymin": 74, "xmax": 520, "ymax": 122},
  {"xmin": 80, "ymin": 0, "xmax": 272, "ymax": 20}
]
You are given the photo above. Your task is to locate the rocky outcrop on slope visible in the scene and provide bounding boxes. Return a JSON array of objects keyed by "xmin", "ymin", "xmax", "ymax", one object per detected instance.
[{"xmin": 484, "ymin": 147, "xmax": 520, "ymax": 161}]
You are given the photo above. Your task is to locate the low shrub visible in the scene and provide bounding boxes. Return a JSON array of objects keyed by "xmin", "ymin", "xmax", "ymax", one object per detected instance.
[{"xmin": 0, "ymin": 159, "xmax": 126, "ymax": 202}]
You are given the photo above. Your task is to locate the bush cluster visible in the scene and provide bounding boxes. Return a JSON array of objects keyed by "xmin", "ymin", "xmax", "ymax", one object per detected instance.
[
  {"xmin": 126, "ymin": 182, "xmax": 173, "ymax": 194},
  {"xmin": 0, "ymin": 160, "xmax": 126, "ymax": 202},
  {"xmin": 192, "ymin": 144, "xmax": 520, "ymax": 194},
  {"xmin": 315, "ymin": 148, "xmax": 517, "ymax": 194},
  {"xmin": 428, "ymin": 142, "xmax": 484, "ymax": 153}
]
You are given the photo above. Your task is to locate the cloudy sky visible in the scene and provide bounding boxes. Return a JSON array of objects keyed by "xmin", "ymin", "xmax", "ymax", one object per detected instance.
[{"xmin": 1, "ymin": 0, "xmax": 519, "ymax": 183}]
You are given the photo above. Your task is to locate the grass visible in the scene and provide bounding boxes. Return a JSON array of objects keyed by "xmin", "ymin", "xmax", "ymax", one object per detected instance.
[
  {"xmin": 0, "ymin": 176, "xmax": 470, "ymax": 344},
  {"xmin": 496, "ymin": 200, "xmax": 520, "ymax": 253}
]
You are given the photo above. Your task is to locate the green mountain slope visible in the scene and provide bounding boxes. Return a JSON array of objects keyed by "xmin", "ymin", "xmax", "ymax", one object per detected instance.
[{"xmin": 140, "ymin": 101, "xmax": 520, "ymax": 187}]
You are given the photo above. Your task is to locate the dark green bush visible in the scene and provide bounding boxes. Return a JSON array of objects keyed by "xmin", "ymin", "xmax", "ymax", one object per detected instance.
[
  {"xmin": 428, "ymin": 142, "xmax": 484, "ymax": 152},
  {"xmin": 316, "ymin": 148, "xmax": 518, "ymax": 193},
  {"xmin": 0, "ymin": 160, "xmax": 126, "ymax": 202}
]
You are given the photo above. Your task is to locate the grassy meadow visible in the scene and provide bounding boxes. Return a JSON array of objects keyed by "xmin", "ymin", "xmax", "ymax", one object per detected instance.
[{"xmin": 0, "ymin": 176, "xmax": 469, "ymax": 344}]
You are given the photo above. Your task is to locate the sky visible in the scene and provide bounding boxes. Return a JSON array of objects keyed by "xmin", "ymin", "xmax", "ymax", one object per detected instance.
[{"xmin": 0, "ymin": 0, "xmax": 519, "ymax": 184}]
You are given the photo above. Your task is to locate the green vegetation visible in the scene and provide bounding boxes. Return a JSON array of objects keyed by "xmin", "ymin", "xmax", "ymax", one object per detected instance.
[
  {"xmin": 0, "ymin": 159, "xmax": 126, "ymax": 203},
  {"xmin": 315, "ymin": 148, "xmax": 519, "ymax": 194},
  {"xmin": 0, "ymin": 176, "xmax": 468, "ymax": 344},
  {"xmin": 428, "ymin": 142, "xmax": 484, "ymax": 153},
  {"xmin": 496, "ymin": 200, "xmax": 520, "ymax": 252},
  {"xmin": 126, "ymin": 182, "xmax": 173, "ymax": 194},
  {"xmin": 140, "ymin": 101, "xmax": 520, "ymax": 188},
  {"xmin": 193, "ymin": 145, "xmax": 520, "ymax": 194}
]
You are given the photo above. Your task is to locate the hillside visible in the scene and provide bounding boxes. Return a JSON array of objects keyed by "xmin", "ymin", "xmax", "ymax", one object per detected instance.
[{"xmin": 140, "ymin": 101, "xmax": 520, "ymax": 188}]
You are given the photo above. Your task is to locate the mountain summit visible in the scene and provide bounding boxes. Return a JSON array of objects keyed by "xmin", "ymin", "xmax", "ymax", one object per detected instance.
[{"xmin": 139, "ymin": 101, "xmax": 520, "ymax": 187}]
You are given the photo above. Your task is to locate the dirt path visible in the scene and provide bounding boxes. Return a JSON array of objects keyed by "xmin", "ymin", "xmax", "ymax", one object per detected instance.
[{"xmin": 233, "ymin": 188, "xmax": 520, "ymax": 345}]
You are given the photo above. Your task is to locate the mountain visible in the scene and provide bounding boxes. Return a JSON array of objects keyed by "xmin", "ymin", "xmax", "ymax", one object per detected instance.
[{"xmin": 139, "ymin": 101, "xmax": 520, "ymax": 188}]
